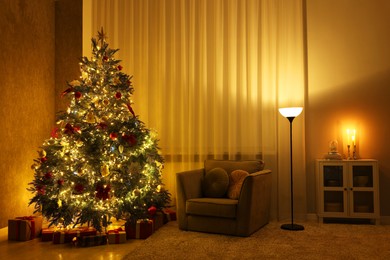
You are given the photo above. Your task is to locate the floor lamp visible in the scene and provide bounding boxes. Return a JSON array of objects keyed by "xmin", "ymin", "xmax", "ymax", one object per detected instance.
[{"xmin": 279, "ymin": 107, "xmax": 304, "ymax": 231}]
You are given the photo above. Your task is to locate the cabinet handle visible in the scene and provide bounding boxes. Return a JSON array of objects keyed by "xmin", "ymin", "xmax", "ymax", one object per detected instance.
[
  {"xmin": 350, "ymin": 187, "xmax": 353, "ymax": 191},
  {"xmin": 344, "ymin": 188, "xmax": 347, "ymax": 191}
]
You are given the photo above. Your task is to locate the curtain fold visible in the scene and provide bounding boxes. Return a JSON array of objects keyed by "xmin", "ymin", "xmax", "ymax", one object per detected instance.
[{"xmin": 84, "ymin": 0, "xmax": 305, "ymax": 220}]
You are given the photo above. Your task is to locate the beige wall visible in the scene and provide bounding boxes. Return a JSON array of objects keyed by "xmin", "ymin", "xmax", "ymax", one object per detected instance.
[
  {"xmin": 306, "ymin": 0, "xmax": 390, "ymax": 218},
  {"xmin": 0, "ymin": 0, "xmax": 55, "ymax": 228},
  {"xmin": 0, "ymin": 0, "xmax": 81, "ymax": 228}
]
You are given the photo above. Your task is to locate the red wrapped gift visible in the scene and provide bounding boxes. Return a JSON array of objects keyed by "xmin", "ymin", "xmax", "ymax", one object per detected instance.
[
  {"xmin": 78, "ymin": 234, "xmax": 107, "ymax": 247},
  {"xmin": 41, "ymin": 228, "xmax": 56, "ymax": 242},
  {"xmin": 125, "ymin": 219, "xmax": 154, "ymax": 239},
  {"xmin": 151, "ymin": 212, "xmax": 164, "ymax": 231},
  {"xmin": 107, "ymin": 228, "xmax": 126, "ymax": 244},
  {"xmin": 53, "ymin": 230, "xmax": 66, "ymax": 244},
  {"xmin": 8, "ymin": 216, "xmax": 43, "ymax": 241},
  {"xmin": 163, "ymin": 209, "xmax": 177, "ymax": 222},
  {"xmin": 65, "ymin": 227, "xmax": 96, "ymax": 243}
]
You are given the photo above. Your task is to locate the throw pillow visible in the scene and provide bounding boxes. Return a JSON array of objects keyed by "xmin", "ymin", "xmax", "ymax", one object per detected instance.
[
  {"xmin": 202, "ymin": 167, "xmax": 229, "ymax": 198},
  {"xmin": 227, "ymin": 169, "xmax": 249, "ymax": 199}
]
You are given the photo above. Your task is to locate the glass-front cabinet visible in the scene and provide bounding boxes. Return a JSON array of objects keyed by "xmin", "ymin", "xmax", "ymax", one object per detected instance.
[{"xmin": 316, "ymin": 159, "xmax": 379, "ymax": 224}]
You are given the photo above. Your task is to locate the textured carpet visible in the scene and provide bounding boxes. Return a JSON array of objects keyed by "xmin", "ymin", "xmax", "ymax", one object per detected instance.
[{"xmin": 123, "ymin": 221, "xmax": 390, "ymax": 259}]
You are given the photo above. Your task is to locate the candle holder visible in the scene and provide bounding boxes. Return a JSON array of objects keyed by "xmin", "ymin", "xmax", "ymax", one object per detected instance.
[
  {"xmin": 347, "ymin": 145, "xmax": 351, "ymax": 160},
  {"xmin": 353, "ymin": 145, "xmax": 357, "ymax": 160}
]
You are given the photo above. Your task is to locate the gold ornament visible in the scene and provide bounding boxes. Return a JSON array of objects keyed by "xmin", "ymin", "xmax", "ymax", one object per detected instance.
[
  {"xmin": 38, "ymin": 150, "xmax": 46, "ymax": 158},
  {"xmin": 86, "ymin": 112, "xmax": 96, "ymax": 123},
  {"xmin": 119, "ymin": 145, "xmax": 124, "ymax": 153},
  {"xmin": 101, "ymin": 164, "xmax": 110, "ymax": 177},
  {"xmin": 157, "ymin": 185, "xmax": 165, "ymax": 192},
  {"xmin": 58, "ymin": 199, "xmax": 62, "ymax": 208},
  {"xmin": 76, "ymin": 140, "xmax": 84, "ymax": 147}
]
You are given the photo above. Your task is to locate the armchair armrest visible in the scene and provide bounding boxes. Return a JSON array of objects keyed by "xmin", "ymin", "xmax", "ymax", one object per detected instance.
[
  {"xmin": 236, "ymin": 169, "xmax": 272, "ymax": 236},
  {"xmin": 176, "ymin": 168, "xmax": 204, "ymax": 229}
]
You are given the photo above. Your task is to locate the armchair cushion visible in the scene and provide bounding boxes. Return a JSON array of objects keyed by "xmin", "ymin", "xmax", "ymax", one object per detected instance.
[
  {"xmin": 202, "ymin": 167, "xmax": 229, "ymax": 198},
  {"xmin": 205, "ymin": 160, "xmax": 264, "ymax": 175},
  {"xmin": 186, "ymin": 198, "xmax": 238, "ymax": 218},
  {"xmin": 227, "ymin": 170, "xmax": 249, "ymax": 199}
]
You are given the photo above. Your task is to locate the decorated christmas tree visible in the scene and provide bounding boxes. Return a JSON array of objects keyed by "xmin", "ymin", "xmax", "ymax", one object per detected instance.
[{"xmin": 28, "ymin": 29, "xmax": 170, "ymax": 231}]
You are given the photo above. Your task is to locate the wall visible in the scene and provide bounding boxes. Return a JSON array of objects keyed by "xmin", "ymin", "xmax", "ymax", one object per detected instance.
[
  {"xmin": 0, "ymin": 0, "xmax": 82, "ymax": 228},
  {"xmin": 306, "ymin": 0, "xmax": 390, "ymax": 219},
  {"xmin": 0, "ymin": 0, "xmax": 55, "ymax": 228}
]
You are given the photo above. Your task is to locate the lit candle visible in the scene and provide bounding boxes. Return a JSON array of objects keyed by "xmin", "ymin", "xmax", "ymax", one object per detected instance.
[
  {"xmin": 346, "ymin": 129, "xmax": 351, "ymax": 146},
  {"xmin": 351, "ymin": 129, "xmax": 356, "ymax": 146}
]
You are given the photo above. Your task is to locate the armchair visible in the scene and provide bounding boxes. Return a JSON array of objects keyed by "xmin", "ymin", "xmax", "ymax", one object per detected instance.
[{"xmin": 176, "ymin": 159, "xmax": 272, "ymax": 237}]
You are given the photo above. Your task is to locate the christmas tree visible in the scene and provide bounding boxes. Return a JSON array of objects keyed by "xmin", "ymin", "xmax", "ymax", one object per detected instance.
[{"xmin": 28, "ymin": 29, "xmax": 170, "ymax": 231}]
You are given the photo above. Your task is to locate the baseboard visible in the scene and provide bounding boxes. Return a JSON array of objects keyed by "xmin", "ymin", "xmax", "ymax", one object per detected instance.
[
  {"xmin": 305, "ymin": 213, "xmax": 318, "ymax": 222},
  {"xmin": 380, "ymin": 216, "xmax": 390, "ymax": 225},
  {"xmin": 305, "ymin": 214, "xmax": 390, "ymax": 225}
]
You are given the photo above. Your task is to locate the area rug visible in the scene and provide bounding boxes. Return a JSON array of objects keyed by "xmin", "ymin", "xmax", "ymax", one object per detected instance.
[{"xmin": 124, "ymin": 221, "xmax": 390, "ymax": 259}]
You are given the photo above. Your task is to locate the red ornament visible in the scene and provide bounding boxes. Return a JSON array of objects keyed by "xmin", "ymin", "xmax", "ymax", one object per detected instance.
[
  {"xmin": 41, "ymin": 157, "xmax": 48, "ymax": 163},
  {"xmin": 148, "ymin": 206, "xmax": 157, "ymax": 216},
  {"xmin": 36, "ymin": 185, "xmax": 46, "ymax": 195},
  {"xmin": 75, "ymin": 91, "xmax": 82, "ymax": 99},
  {"xmin": 51, "ymin": 127, "xmax": 59, "ymax": 138},
  {"xmin": 109, "ymin": 132, "xmax": 118, "ymax": 140},
  {"xmin": 64, "ymin": 123, "xmax": 80, "ymax": 135},
  {"xmin": 115, "ymin": 92, "xmax": 122, "ymax": 99},
  {"xmin": 57, "ymin": 179, "xmax": 64, "ymax": 186},
  {"xmin": 103, "ymin": 56, "xmax": 109, "ymax": 61},
  {"xmin": 117, "ymin": 65, "xmax": 123, "ymax": 71},
  {"xmin": 95, "ymin": 184, "xmax": 111, "ymax": 200},
  {"xmin": 97, "ymin": 122, "xmax": 108, "ymax": 130},
  {"xmin": 74, "ymin": 183, "xmax": 85, "ymax": 193},
  {"xmin": 44, "ymin": 172, "xmax": 53, "ymax": 179},
  {"xmin": 122, "ymin": 133, "xmax": 137, "ymax": 146}
]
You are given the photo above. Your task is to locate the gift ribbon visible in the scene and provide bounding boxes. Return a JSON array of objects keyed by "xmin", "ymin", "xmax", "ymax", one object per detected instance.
[
  {"xmin": 15, "ymin": 216, "xmax": 36, "ymax": 240},
  {"xmin": 107, "ymin": 228, "xmax": 124, "ymax": 244}
]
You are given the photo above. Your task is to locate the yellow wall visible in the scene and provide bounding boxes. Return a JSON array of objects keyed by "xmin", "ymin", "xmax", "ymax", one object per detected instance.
[
  {"xmin": 0, "ymin": 0, "xmax": 81, "ymax": 228},
  {"xmin": 0, "ymin": 0, "xmax": 55, "ymax": 228},
  {"xmin": 306, "ymin": 0, "xmax": 390, "ymax": 217}
]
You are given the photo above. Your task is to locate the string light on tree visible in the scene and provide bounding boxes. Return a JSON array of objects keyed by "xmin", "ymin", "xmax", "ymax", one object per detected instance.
[{"xmin": 28, "ymin": 28, "xmax": 170, "ymax": 231}]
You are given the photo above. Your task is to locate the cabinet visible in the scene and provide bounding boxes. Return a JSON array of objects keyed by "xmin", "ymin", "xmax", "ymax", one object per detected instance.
[{"xmin": 316, "ymin": 159, "xmax": 380, "ymax": 224}]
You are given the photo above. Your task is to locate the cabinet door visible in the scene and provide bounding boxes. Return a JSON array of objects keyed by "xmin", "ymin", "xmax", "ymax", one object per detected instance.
[
  {"xmin": 319, "ymin": 163, "xmax": 348, "ymax": 216},
  {"xmin": 349, "ymin": 163, "xmax": 376, "ymax": 216}
]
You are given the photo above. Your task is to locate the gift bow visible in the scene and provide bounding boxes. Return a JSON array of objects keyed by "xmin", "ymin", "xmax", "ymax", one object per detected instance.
[{"xmin": 107, "ymin": 227, "xmax": 124, "ymax": 234}]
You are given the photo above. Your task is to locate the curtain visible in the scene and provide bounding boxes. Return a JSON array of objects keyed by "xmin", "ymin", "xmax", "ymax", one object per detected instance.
[{"xmin": 83, "ymin": 0, "xmax": 305, "ymax": 220}]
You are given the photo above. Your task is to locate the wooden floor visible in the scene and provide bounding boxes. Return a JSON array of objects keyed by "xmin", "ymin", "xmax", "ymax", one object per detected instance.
[{"xmin": 0, "ymin": 227, "xmax": 142, "ymax": 260}]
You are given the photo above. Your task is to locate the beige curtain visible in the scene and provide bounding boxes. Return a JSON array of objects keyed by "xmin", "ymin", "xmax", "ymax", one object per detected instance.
[{"xmin": 83, "ymin": 0, "xmax": 305, "ymax": 221}]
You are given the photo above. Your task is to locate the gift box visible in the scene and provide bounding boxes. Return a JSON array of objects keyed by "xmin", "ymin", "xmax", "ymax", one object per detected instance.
[
  {"xmin": 151, "ymin": 212, "xmax": 164, "ymax": 231},
  {"xmin": 163, "ymin": 209, "xmax": 177, "ymax": 222},
  {"xmin": 8, "ymin": 216, "xmax": 43, "ymax": 241},
  {"xmin": 107, "ymin": 228, "xmax": 126, "ymax": 244},
  {"xmin": 41, "ymin": 228, "xmax": 56, "ymax": 242},
  {"xmin": 65, "ymin": 227, "xmax": 97, "ymax": 243},
  {"xmin": 78, "ymin": 234, "xmax": 107, "ymax": 247},
  {"xmin": 53, "ymin": 230, "xmax": 66, "ymax": 244},
  {"xmin": 52, "ymin": 227, "xmax": 97, "ymax": 244},
  {"xmin": 125, "ymin": 219, "xmax": 154, "ymax": 239}
]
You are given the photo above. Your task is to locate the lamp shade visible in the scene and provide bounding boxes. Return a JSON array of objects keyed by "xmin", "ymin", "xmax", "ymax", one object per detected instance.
[{"xmin": 279, "ymin": 107, "xmax": 303, "ymax": 118}]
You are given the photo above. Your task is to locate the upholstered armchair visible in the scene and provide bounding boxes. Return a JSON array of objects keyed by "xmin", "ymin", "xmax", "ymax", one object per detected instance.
[{"xmin": 176, "ymin": 160, "xmax": 272, "ymax": 237}]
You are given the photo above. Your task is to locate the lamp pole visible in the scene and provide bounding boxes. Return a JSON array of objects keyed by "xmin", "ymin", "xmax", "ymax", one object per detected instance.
[{"xmin": 279, "ymin": 107, "xmax": 304, "ymax": 231}]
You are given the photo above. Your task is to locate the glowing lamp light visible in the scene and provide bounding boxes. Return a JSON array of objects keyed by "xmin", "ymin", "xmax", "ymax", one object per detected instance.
[{"xmin": 279, "ymin": 107, "xmax": 303, "ymax": 118}]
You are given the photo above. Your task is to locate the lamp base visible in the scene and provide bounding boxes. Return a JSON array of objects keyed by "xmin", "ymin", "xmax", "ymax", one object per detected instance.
[{"xmin": 280, "ymin": 223, "xmax": 304, "ymax": 231}]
